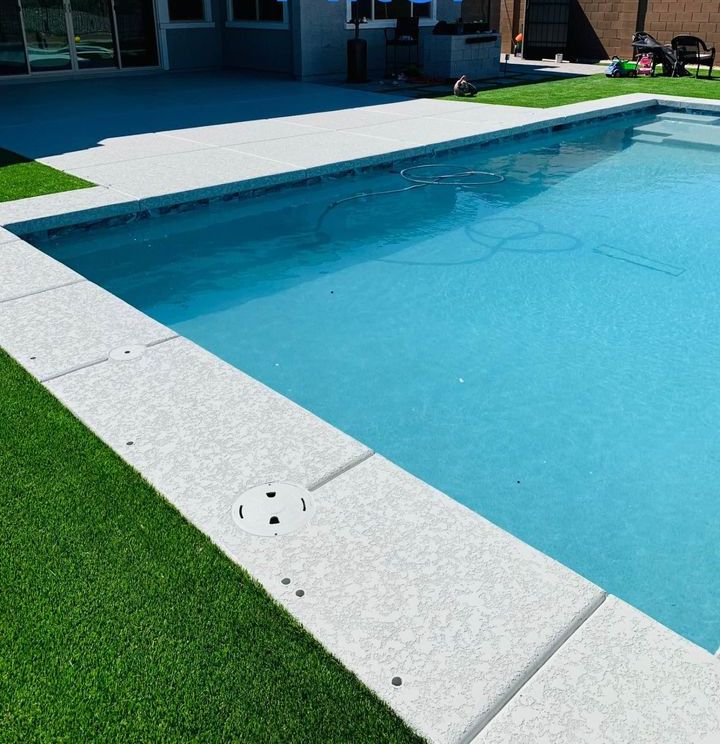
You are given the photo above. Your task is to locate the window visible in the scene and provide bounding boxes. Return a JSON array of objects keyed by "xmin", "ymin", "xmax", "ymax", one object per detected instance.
[
  {"xmin": 231, "ymin": 0, "xmax": 285, "ymax": 22},
  {"xmin": 348, "ymin": 0, "xmax": 435, "ymax": 22},
  {"xmin": 168, "ymin": 0, "xmax": 206, "ymax": 21}
]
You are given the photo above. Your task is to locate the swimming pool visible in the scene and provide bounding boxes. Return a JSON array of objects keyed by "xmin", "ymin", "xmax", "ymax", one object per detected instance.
[{"xmin": 36, "ymin": 109, "xmax": 720, "ymax": 652}]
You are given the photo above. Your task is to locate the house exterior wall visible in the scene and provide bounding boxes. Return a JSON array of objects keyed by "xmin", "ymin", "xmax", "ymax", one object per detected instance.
[
  {"xmin": 290, "ymin": 0, "xmax": 480, "ymax": 81},
  {"xmin": 162, "ymin": 0, "xmax": 225, "ymax": 69},
  {"xmin": 166, "ymin": 27, "xmax": 224, "ymax": 68},
  {"xmin": 157, "ymin": 0, "xmax": 506, "ymax": 79},
  {"xmin": 223, "ymin": 28, "xmax": 294, "ymax": 74}
]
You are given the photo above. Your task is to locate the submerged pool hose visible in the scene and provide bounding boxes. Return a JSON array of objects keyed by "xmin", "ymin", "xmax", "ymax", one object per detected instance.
[
  {"xmin": 329, "ymin": 164, "xmax": 505, "ymax": 208},
  {"xmin": 309, "ymin": 164, "xmax": 505, "ymax": 244}
]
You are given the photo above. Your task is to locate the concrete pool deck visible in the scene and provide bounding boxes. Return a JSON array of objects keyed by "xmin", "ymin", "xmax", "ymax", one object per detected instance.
[{"xmin": 1, "ymin": 74, "xmax": 719, "ymax": 742}]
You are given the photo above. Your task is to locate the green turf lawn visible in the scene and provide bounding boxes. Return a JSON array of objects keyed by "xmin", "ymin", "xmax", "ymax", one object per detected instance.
[
  {"xmin": 445, "ymin": 69, "xmax": 720, "ymax": 108},
  {"xmin": 0, "ymin": 148, "xmax": 92, "ymax": 202},
  {"xmin": 0, "ymin": 349, "xmax": 422, "ymax": 743}
]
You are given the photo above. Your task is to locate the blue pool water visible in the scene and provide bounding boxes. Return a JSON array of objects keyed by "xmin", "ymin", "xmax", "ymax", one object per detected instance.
[{"xmin": 38, "ymin": 110, "xmax": 720, "ymax": 651}]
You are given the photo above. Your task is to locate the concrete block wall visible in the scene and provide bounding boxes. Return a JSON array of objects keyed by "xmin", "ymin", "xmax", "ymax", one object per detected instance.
[
  {"xmin": 570, "ymin": 0, "xmax": 639, "ymax": 59},
  {"xmin": 498, "ymin": 0, "xmax": 718, "ymax": 62},
  {"xmin": 500, "ymin": 0, "xmax": 524, "ymax": 53},
  {"xmin": 644, "ymin": 0, "xmax": 719, "ymax": 59}
]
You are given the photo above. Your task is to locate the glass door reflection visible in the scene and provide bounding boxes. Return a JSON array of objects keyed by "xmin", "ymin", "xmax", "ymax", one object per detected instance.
[
  {"xmin": 0, "ymin": 0, "xmax": 29, "ymax": 74},
  {"xmin": 21, "ymin": 0, "xmax": 72, "ymax": 71},
  {"xmin": 69, "ymin": 0, "xmax": 117, "ymax": 68}
]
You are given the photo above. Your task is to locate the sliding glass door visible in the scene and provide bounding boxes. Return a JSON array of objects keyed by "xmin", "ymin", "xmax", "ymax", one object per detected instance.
[
  {"xmin": 69, "ymin": 0, "xmax": 117, "ymax": 68},
  {"xmin": 0, "ymin": 0, "xmax": 157, "ymax": 75},
  {"xmin": 0, "ymin": 0, "xmax": 29, "ymax": 74},
  {"xmin": 21, "ymin": 0, "xmax": 72, "ymax": 71}
]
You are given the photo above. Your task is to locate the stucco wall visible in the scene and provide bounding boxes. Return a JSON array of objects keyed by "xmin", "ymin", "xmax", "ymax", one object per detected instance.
[
  {"xmin": 223, "ymin": 28, "xmax": 294, "ymax": 74},
  {"xmin": 163, "ymin": 0, "xmax": 225, "ymax": 69},
  {"xmin": 166, "ymin": 27, "xmax": 223, "ymax": 68},
  {"xmin": 291, "ymin": 0, "xmax": 481, "ymax": 81}
]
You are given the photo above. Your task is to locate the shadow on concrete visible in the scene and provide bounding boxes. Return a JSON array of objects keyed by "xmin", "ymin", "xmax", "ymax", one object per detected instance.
[{"xmin": 0, "ymin": 69, "xmax": 408, "ymax": 160}]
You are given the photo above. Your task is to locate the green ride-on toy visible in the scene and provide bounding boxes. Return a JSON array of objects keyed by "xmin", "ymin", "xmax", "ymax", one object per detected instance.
[{"xmin": 605, "ymin": 56, "xmax": 638, "ymax": 77}]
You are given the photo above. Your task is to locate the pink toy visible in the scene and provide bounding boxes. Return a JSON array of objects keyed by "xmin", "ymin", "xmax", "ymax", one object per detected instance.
[{"xmin": 637, "ymin": 53, "xmax": 654, "ymax": 76}]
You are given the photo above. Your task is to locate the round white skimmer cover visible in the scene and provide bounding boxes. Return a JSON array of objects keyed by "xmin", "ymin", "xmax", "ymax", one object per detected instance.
[{"xmin": 232, "ymin": 482, "xmax": 314, "ymax": 537}]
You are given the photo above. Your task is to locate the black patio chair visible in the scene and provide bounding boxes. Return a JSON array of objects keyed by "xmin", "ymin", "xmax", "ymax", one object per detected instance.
[
  {"xmin": 671, "ymin": 35, "xmax": 716, "ymax": 78},
  {"xmin": 385, "ymin": 17, "xmax": 420, "ymax": 76},
  {"xmin": 632, "ymin": 31, "xmax": 687, "ymax": 76}
]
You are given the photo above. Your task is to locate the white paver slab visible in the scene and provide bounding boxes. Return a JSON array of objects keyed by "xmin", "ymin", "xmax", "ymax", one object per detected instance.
[
  {"xmin": 230, "ymin": 130, "xmax": 424, "ymax": 173},
  {"xmin": 474, "ymin": 596, "xmax": 720, "ymax": 744},
  {"xmin": 348, "ymin": 116, "xmax": 496, "ymax": 147},
  {"xmin": 70, "ymin": 148, "xmax": 301, "ymax": 203},
  {"xmin": 162, "ymin": 119, "xmax": 325, "ymax": 146},
  {"xmin": 46, "ymin": 336, "xmax": 371, "ymax": 500},
  {"xmin": 0, "ymin": 227, "xmax": 18, "ymax": 244},
  {"xmin": 215, "ymin": 456, "xmax": 603, "ymax": 744},
  {"xmin": 426, "ymin": 104, "xmax": 541, "ymax": 125},
  {"xmin": 0, "ymin": 239, "xmax": 82, "ymax": 302},
  {"xmin": 0, "ymin": 186, "xmax": 137, "ymax": 231},
  {"xmin": 0, "ymin": 281, "xmax": 174, "ymax": 380},
  {"xmin": 39, "ymin": 133, "xmax": 213, "ymax": 171},
  {"xmin": 285, "ymin": 106, "xmax": 415, "ymax": 130},
  {"xmin": 369, "ymin": 98, "xmax": 487, "ymax": 117}
]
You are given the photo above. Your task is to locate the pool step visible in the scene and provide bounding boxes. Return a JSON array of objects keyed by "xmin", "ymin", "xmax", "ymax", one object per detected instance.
[
  {"xmin": 656, "ymin": 111, "xmax": 720, "ymax": 124},
  {"xmin": 632, "ymin": 118, "xmax": 720, "ymax": 149},
  {"xmin": 631, "ymin": 133, "xmax": 667, "ymax": 145}
]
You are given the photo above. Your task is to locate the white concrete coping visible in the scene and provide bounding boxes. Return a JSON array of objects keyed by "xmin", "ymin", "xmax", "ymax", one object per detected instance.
[
  {"xmin": 473, "ymin": 596, "xmax": 720, "ymax": 744},
  {"xmin": 41, "ymin": 333, "xmax": 603, "ymax": 744},
  {"xmin": 0, "ymin": 238, "xmax": 83, "ymax": 302},
  {"xmin": 0, "ymin": 281, "xmax": 175, "ymax": 381},
  {"xmin": 0, "ymin": 94, "xmax": 674, "ymax": 239},
  {"xmin": 45, "ymin": 337, "xmax": 372, "ymax": 498},
  {"xmin": 0, "ymin": 226, "xmax": 19, "ymax": 244},
  {"xmin": 0, "ymin": 186, "xmax": 138, "ymax": 233}
]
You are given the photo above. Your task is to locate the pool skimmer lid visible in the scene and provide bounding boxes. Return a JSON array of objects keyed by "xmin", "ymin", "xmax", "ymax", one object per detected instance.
[{"xmin": 232, "ymin": 482, "xmax": 313, "ymax": 537}]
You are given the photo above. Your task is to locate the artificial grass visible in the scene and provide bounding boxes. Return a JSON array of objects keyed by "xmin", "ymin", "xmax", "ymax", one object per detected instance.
[
  {"xmin": 0, "ymin": 148, "xmax": 92, "ymax": 202},
  {"xmin": 444, "ymin": 69, "xmax": 720, "ymax": 108},
  {"xmin": 0, "ymin": 349, "xmax": 422, "ymax": 743}
]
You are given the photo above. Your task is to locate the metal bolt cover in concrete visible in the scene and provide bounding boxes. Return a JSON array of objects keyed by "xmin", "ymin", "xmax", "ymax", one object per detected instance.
[{"xmin": 233, "ymin": 482, "xmax": 313, "ymax": 537}]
